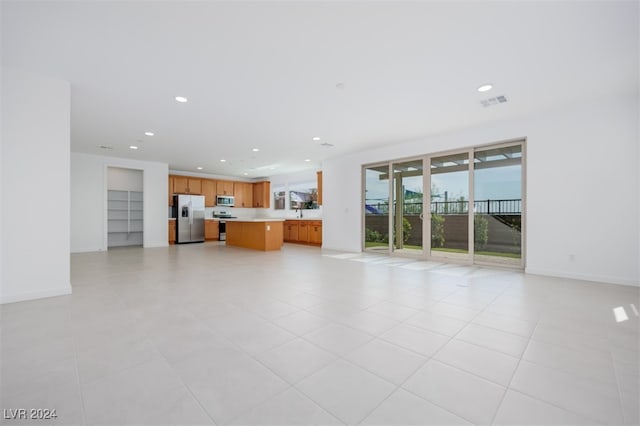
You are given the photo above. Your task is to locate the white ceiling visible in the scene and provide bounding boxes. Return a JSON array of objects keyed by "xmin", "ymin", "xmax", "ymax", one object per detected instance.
[{"xmin": 2, "ymin": 1, "xmax": 638, "ymax": 178}]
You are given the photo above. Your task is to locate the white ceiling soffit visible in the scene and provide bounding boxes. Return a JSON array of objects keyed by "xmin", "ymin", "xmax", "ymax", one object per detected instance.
[{"xmin": 2, "ymin": 1, "xmax": 638, "ymax": 177}]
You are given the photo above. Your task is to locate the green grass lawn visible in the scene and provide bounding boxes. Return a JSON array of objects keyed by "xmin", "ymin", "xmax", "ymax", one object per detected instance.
[
  {"xmin": 432, "ymin": 247, "xmax": 521, "ymax": 258},
  {"xmin": 365, "ymin": 242, "xmax": 521, "ymax": 258}
]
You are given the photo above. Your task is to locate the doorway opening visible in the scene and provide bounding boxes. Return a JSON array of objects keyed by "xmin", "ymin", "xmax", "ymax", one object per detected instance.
[{"xmin": 107, "ymin": 167, "xmax": 143, "ymax": 248}]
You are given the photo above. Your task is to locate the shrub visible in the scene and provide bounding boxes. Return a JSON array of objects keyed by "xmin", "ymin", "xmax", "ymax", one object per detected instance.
[
  {"xmin": 474, "ymin": 214, "xmax": 489, "ymax": 249},
  {"xmin": 431, "ymin": 214, "xmax": 445, "ymax": 247},
  {"xmin": 402, "ymin": 217, "xmax": 412, "ymax": 244}
]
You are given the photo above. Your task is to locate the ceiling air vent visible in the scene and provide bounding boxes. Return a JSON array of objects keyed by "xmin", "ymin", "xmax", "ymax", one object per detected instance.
[
  {"xmin": 98, "ymin": 145, "xmax": 113, "ymax": 150},
  {"xmin": 480, "ymin": 95, "xmax": 507, "ymax": 108},
  {"xmin": 320, "ymin": 142, "xmax": 334, "ymax": 147}
]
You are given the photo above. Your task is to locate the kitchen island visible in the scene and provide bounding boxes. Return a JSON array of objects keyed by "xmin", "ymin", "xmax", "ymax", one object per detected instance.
[{"xmin": 225, "ymin": 219, "xmax": 284, "ymax": 251}]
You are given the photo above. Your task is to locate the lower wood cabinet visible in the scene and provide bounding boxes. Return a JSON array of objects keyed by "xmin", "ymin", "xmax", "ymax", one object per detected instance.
[
  {"xmin": 283, "ymin": 220, "xmax": 322, "ymax": 246},
  {"xmin": 168, "ymin": 220, "xmax": 176, "ymax": 244},
  {"xmin": 309, "ymin": 221, "xmax": 322, "ymax": 244},
  {"xmin": 205, "ymin": 220, "xmax": 220, "ymax": 240}
]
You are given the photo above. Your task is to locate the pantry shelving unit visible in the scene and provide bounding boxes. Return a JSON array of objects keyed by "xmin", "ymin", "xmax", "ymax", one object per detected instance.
[{"xmin": 107, "ymin": 190, "xmax": 143, "ymax": 247}]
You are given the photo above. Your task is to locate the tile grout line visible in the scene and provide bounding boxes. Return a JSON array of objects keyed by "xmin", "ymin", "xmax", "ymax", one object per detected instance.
[
  {"xmin": 71, "ymin": 331, "xmax": 89, "ymax": 426},
  {"xmin": 290, "ymin": 264, "xmax": 513, "ymax": 424},
  {"xmin": 494, "ymin": 308, "xmax": 623, "ymax": 425},
  {"xmin": 608, "ymin": 348, "xmax": 628, "ymax": 426}
]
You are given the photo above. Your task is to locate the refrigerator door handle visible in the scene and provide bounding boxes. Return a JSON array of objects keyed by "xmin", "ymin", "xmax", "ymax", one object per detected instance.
[{"xmin": 189, "ymin": 200, "xmax": 193, "ymax": 226}]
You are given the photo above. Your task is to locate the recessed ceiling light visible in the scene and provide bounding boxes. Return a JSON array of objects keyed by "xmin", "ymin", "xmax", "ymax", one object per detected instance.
[
  {"xmin": 477, "ymin": 84, "xmax": 493, "ymax": 92},
  {"xmin": 196, "ymin": 166, "xmax": 203, "ymax": 170},
  {"xmin": 243, "ymin": 172, "xmax": 249, "ymax": 176},
  {"xmin": 252, "ymin": 148, "xmax": 260, "ymax": 152},
  {"xmin": 304, "ymin": 159, "xmax": 311, "ymax": 162},
  {"xmin": 144, "ymin": 131, "xmax": 154, "ymax": 136},
  {"xmin": 129, "ymin": 145, "xmax": 138, "ymax": 150},
  {"xmin": 175, "ymin": 96, "xmax": 188, "ymax": 103},
  {"xmin": 220, "ymin": 159, "xmax": 226, "ymax": 162},
  {"xmin": 312, "ymin": 137, "xmax": 321, "ymax": 141}
]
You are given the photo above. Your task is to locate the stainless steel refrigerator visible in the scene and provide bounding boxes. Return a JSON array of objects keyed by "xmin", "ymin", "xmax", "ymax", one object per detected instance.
[{"xmin": 173, "ymin": 194, "xmax": 205, "ymax": 244}]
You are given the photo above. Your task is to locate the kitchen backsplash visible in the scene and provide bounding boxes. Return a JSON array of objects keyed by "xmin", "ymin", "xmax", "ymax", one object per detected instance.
[{"xmin": 169, "ymin": 205, "xmax": 322, "ymax": 219}]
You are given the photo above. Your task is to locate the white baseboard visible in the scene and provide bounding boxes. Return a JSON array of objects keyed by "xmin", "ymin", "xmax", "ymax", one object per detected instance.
[
  {"xmin": 144, "ymin": 242, "xmax": 169, "ymax": 248},
  {"xmin": 0, "ymin": 285, "xmax": 72, "ymax": 305},
  {"xmin": 71, "ymin": 247, "xmax": 105, "ymax": 253},
  {"xmin": 321, "ymin": 244, "xmax": 361, "ymax": 253},
  {"xmin": 525, "ymin": 268, "xmax": 639, "ymax": 287}
]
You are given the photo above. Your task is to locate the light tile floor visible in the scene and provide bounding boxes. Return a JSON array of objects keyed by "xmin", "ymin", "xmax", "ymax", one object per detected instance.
[{"xmin": 1, "ymin": 243, "xmax": 638, "ymax": 425}]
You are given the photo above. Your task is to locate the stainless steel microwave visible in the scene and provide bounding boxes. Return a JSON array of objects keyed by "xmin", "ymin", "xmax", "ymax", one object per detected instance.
[{"xmin": 216, "ymin": 195, "xmax": 235, "ymax": 207}]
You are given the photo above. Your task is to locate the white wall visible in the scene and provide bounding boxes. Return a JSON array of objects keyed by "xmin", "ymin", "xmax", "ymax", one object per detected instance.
[
  {"xmin": 1, "ymin": 68, "xmax": 71, "ymax": 303},
  {"xmin": 107, "ymin": 167, "xmax": 143, "ymax": 191},
  {"xmin": 71, "ymin": 153, "xmax": 168, "ymax": 252},
  {"xmin": 323, "ymin": 94, "xmax": 639, "ymax": 286}
]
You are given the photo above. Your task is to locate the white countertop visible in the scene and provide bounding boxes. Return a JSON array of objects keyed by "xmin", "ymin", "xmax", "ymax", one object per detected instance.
[
  {"xmin": 170, "ymin": 217, "xmax": 318, "ymax": 222},
  {"xmin": 224, "ymin": 218, "xmax": 285, "ymax": 222}
]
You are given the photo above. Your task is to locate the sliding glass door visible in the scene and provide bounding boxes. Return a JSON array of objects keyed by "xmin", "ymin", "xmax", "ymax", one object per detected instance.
[
  {"xmin": 362, "ymin": 140, "xmax": 525, "ymax": 268},
  {"xmin": 364, "ymin": 165, "xmax": 390, "ymax": 252},
  {"xmin": 429, "ymin": 152, "xmax": 470, "ymax": 260},
  {"xmin": 473, "ymin": 144, "xmax": 523, "ymax": 266},
  {"xmin": 391, "ymin": 159, "xmax": 424, "ymax": 255}
]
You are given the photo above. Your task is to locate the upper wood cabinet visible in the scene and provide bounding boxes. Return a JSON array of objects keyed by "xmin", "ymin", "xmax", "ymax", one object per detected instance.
[
  {"xmin": 202, "ymin": 179, "xmax": 217, "ymax": 207},
  {"xmin": 234, "ymin": 182, "xmax": 253, "ymax": 208},
  {"xmin": 217, "ymin": 180, "xmax": 234, "ymax": 196},
  {"xmin": 253, "ymin": 181, "xmax": 270, "ymax": 208},
  {"xmin": 172, "ymin": 176, "xmax": 202, "ymax": 194},
  {"xmin": 168, "ymin": 176, "xmax": 175, "ymax": 206},
  {"xmin": 188, "ymin": 178, "xmax": 202, "ymax": 194},
  {"xmin": 317, "ymin": 171, "xmax": 323, "ymax": 206},
  {"xmin": 173, "ymin": 176, "xmax": 189, "ymax": 194},
  {"xmin": 168, "ymin": 174, "xmax": 272, "ymax": 208}
]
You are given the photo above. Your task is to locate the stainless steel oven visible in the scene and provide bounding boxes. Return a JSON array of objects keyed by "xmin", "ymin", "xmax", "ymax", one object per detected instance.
[
  {"xmin": 219, "ymin": 220, "xmax": 226, "ymax": 241},
  {"xmin": 212, "ymin": 211, "xmax": 236, "ymax": 241}
]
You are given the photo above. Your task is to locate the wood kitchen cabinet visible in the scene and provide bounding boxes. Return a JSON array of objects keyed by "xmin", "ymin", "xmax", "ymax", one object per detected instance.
[
  {"xmin": 283, "ymin": 220, "xmax": 322, "ymax": 246},
  {"xmin": 202, "ymin": 179, "xmax": 217, "ymax": 207},
  {"xmin": 217, "ymin": 180, "xmax": 234, "ymax": 196},
  {"xmin": 168, "ymin": 176, "xmax": 175, "ymax": 206},
  {"xmin": 168, "ymin": 220, "xmax": 176, "ymax": 244},
  {"xmin": 308, "ymin": 220, "xmax": 322, "ymax": 245},
  {"xmin": 234, "ymin": 182, "xmax": 253, "ymax": 208},
  {"xmin": 252, "ymin": 181, "xmax": 270, "ymax": 208},
  {"xmin": 188, "ymin": 178, "xmax": 202, "ymax": 194},
  {"xmin": 283, "ymin": 220, "xmax": 299, "ymax": 242},
  {"xmin": 298, "ymin": 221, "xmax": 309, "ymax": 242},
  {"xmin": 204, "ymin": 220, "xmax": 219, "ymax": 240},
  {"xmin": 317, "ymin": 171, "xmax": 323, "ymax": 206},
  {"xmin": 173, "ymin": 176, "xmax": 189, "ymax": 193},
  {"xmin": 172, "ymin": 176, "xmax": 202, "ymax": 195},
  {"xmin": 168, "ymin": 174, "xmax": 271, "ymax": 208}
]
